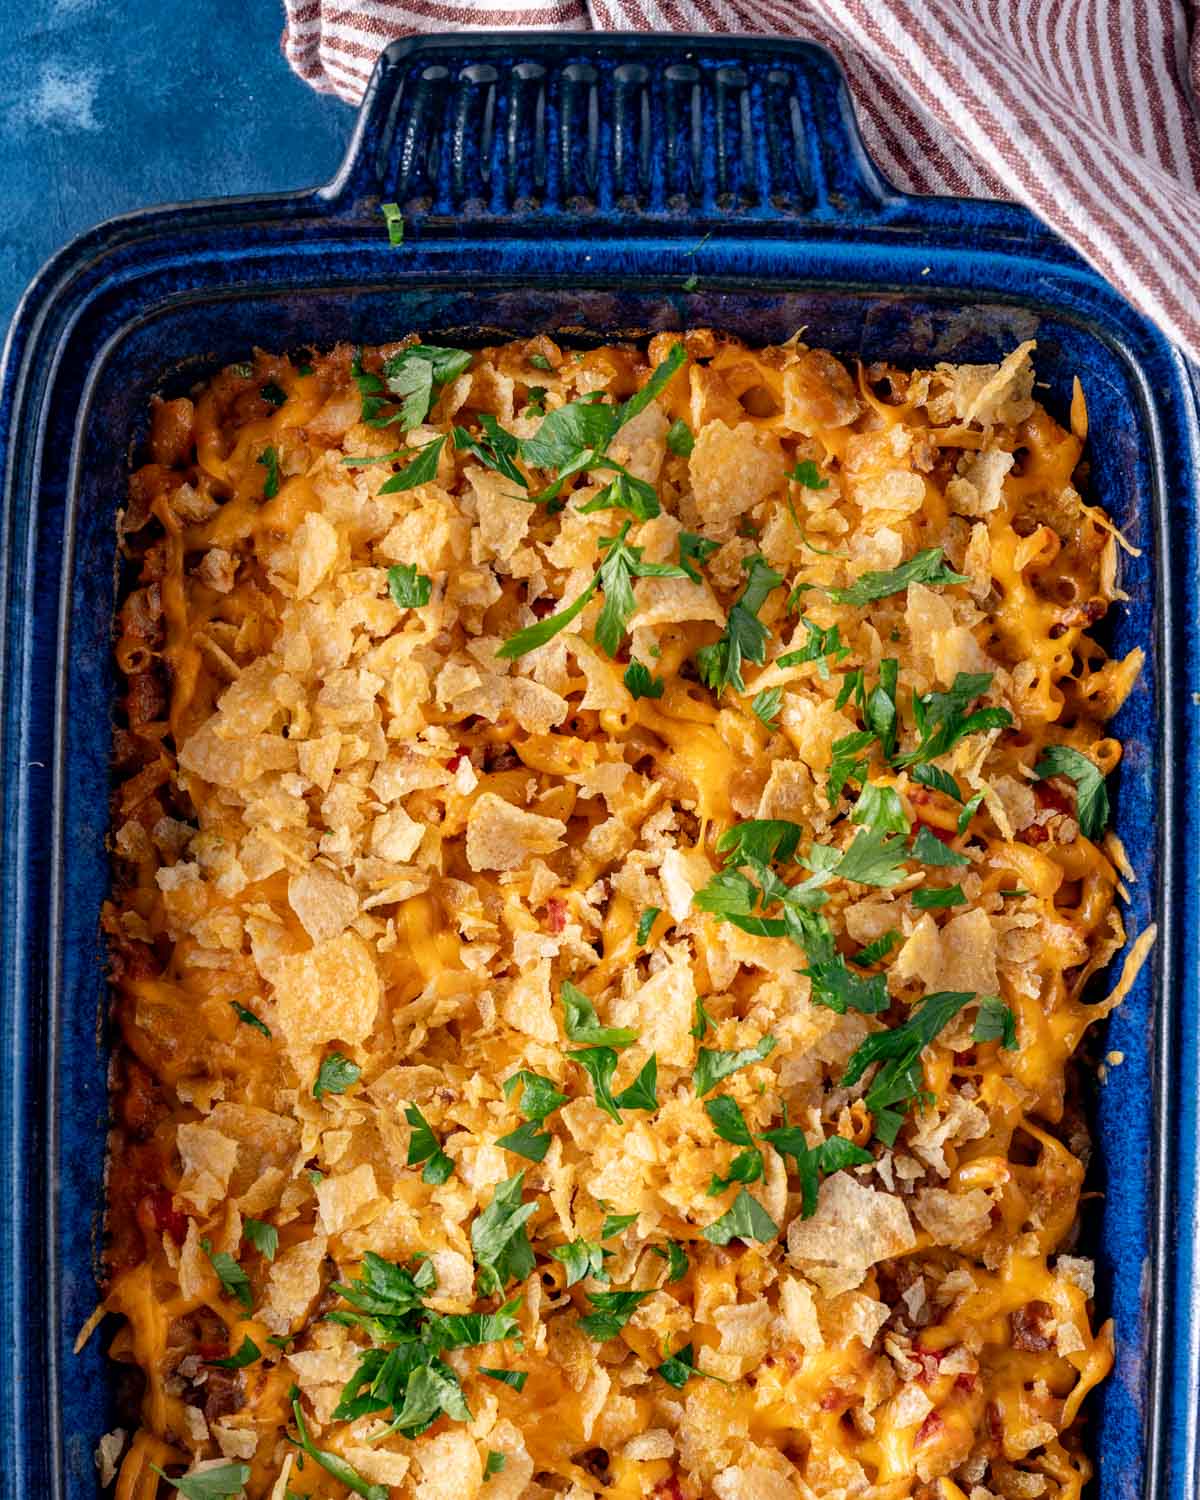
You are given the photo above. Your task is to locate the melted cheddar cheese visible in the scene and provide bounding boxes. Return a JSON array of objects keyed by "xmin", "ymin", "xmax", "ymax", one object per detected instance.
[{"xmin": 101, "ymin": 332, "xmax": 1146, "ymax": 1500}]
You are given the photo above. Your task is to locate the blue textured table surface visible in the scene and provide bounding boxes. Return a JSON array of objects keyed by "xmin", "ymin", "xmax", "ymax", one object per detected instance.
[{"xmin": 0, "ymin": 0, "xmax": 356, "ymax": 334}]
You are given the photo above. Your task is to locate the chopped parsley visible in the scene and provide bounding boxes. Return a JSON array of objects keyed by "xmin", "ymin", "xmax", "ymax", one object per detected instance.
[
  {"xmin": 258, "ymin": 446, "xmax": 280, "ymax": 499},
  {"xmin": 678, "ymin": 530, "xmax": 719, "ymax": 582},
  {"xmin": 693, "ymin": 1035, "xmax": 777, "ymax": 1096},
  {"xmin": 496, "ymin": 521, "xmax": 689, "ymax": 661},
  {"xmin": 528, "ymin": 352, "xmax": 554, "ymax": 371},
  {"xmin": 776, "ymin": 618, "xmax": 850, "ymax": 678},
  {"xmin": 485, "ymin": 1452, "xmax": 507, "ymax": 1477},
  {"xmin": 666, "ymin": 418, "xmax": 695, "ymax": 456},
  {"xmin": 852, "ymin": 930, "xmax": 901, "ymax": 966},
  {"xmin": 601, "ymin": 1212, "xmax": 639, "ymax": 1238},
  {"xmin": 404, "ymin": 1103, "xmax": 455, "ymax": 1185},
  {"xmin": 1035, "ymin": 744, "xmax": 1109, "ymax": 839},
  {"xmin": 472, "ymin": 1173, "xmax": 537, "ymax": 1295},
  {"xmin": 761, "ymin": 1127, "xmax": 873, "ymax": 1217},
  {"xmin": 751, "ymin": 686, "xmax": 782, "ymax": 729},
  {"xmin": 911, "ymin": 824, "xmax": 969, "ymax": 867},
  {"xmin": 496, "ymin": 1120, "xmax": 552, "ymax": 1162},
  {"xmin": 910, "ymin": 764, "xmax": 963, "ymax": 801},
  {"xmin": 786, "ymin": 459, "xmax": 830, "ymax": 489},
  {"xmin": 624, "ymin": 660, "xmax": 665, "ymax": 700},
  {"xmin": 974, "ymin": 996, "xmax": 1018, "ymax": 1049},
  {"xmin": 387, "ymin": 562, "xmax": 433, "ymax": 609},
  {"xmin": 912, "ymin": 884, "xmax": 967, "ymax": 909},
  {"xmin": 894, "ymin": 672, "xmax": 1013, "ymax": 769},
  {"xmin": 378, "ymin": 433, "xmax": 447, "ymax": 493},
  {"xmin": 150, "ymin": 1463, "xmax": 251, "ymax": 1500},
  {"xmin": 201, "ymin": 1239, "xmax": 252, "ymax": 1312},
  {"xmin": 657, "ymin": 1341, "xmax": 702, "ymax": 1388},
  {"xmin": 842, "ymin": 990, "xmax": 976, "ymax": 1144},
  {"xmin": 453, "ymin": 414, "xmax": 528, "ymax": 489},
  {"xmin": 579, "ymin": 1289, "xmax": 652, "ymax": 1341},
  {"xmin": 381, "ymin": 202, "xmax": 404, "ymax": 245},
  {"xmin": 208, "ymin": 1335, "xmax": 261, "ymax": 1370},
  {"xmin": 696, "ymin": 555, "xmax": 784, "ymax": 695},
  {"xmin": 716, "ymin": 818, "xmax": 802, "ymax": 867},
  {"xmin": 691, "ymin": 995, "xmax": 713, "ymax": 1040},
  {"xmin": 825, "ymin": 547, "xmax": 968, "ymax": 607},
  {"xmin": 481, "ymin": 1366, "xmax": 528, "ymax": 1390},
  {"xmin": 702, "ymin": 1187, "xmax": 779, "ymax": 1246},
  {"xmin": 229, "ymin": 1001, "xmax": 270, "ymax": 1038},
  {"xmin": 852, "ymin": 782, "xmax": 909, "ymax": 837},
  {"xmin": 243, "ymin": 1218, "xmax": 278, "ymax": 1261},
  {"xmin": 551, "ymin": 1238, "xmax": 608, "ymax": 1287},
  {"xmin": 260, "ymin": 380, "xmax": 287, "ymax": 407},
  {"xmin": 561, "ymin": 980, "xmax": 638, "ymax": 1047},
  {"xmin": 502, "ymin": 1069, "xmax": 568, "ymax": 1123},
  {"xmin": 292, "ymin": 1396, "xmax": 389, "ymax": 1498},
  {"xmin": 636, "ymin": 906, "xmax": 660, "ymax": 946},
  {"xmin": 313, "ymin": 1052, "xmax": 360, "ymax": 1100},
  {"xmin": 957, "ymin": 790, "xmax": 986, "ymax": 834}
]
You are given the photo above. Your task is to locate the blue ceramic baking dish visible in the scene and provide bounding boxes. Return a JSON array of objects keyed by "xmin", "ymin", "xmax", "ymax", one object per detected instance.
[{"xmin": 1, "ymin": 32, "xmax": 1198, "ymax": 1500}]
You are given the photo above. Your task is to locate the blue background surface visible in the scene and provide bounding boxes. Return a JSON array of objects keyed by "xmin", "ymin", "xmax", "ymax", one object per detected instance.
[{"xmin": 0, "ymin": 1, "xmax": 356, "ymax": 332}]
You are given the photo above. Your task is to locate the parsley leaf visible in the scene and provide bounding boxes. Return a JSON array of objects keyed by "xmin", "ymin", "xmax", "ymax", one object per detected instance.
[
  {"xmin": 624, "ymin": 660, "xmax": 665, "ymax": 700},
  {"xmin": 202, "ymin": 1239, "xmax": 252, "ymax": 1312},
  {"xmin": 842, "ymin": 990, "xmax": 976, "ymax": 1143},
  {"xmin": 260, "ymin": 380, "xmax": 287, "ymax": 407},
  {"xmin": 378, "ymin": 433, "xmax": 447, "ymax": 493},
  {"xmin": 827, "ymin": 729, "xmax": 876, "ymax": 806},
  {"xmin": 614, "ymin": 1055, "xmax": 659, "ymax": 1112},
  {"xmin": 665, "ymin": 1241, "xmax": 689, "ymax": 1281},
  {"xmin": 292, "ymin": 1397, "xmax": 388, "ymax": 1500},
  {"xmin": 496, "ymin": 1120, "xmax": 551, "ymax": 1162},
  {"xmin": 453, "ymin": 414, "xmax": 528, "ymax": 490},
  {"xmin": 667, "ymin": 418, "xmax": 695, "ymax": 456},
  {"xmin": 823, "ymin": 825, "xmax": 910, "ymax": 887},
  {"xmin": 851, "ymin": 782, "xmax": 909, "ymax": 836},
  {"xmin": 786, "ymin": 459, "xmax": 830, "ymax": 489},
  {"xmin": 571, "ymin": 1046, "xmax": 622, "ymax": 1120},
  {"xmin": 911, "ymin": 825, "xmax": 969, "ymax": 867},
  {"xmin": 705, "ymin": 1095, "xmax": 755, "ymax": 1146},
  {"xmin": 691, "ymin": 995, "xmax": 713, "ymax": 1040},
  {"xmin": 314, "ymin": 1052, "xmax": 360, "ymax": 1100},
  {"xmin": 636, "ymin": 907, "xmax": 660, "ymax": 946},
  {"xmin": 579, "ymin": 465, "xmax": 662, "ymax": 521},
  {"xmin": 426, "ymin": 1299, "xmax": 521, "ymax": 1351},
  {"xmin": 696, "ymin": 555, "xmax": 784, "ymax": 695},
  {"xmin": 706, "ymin": 1148, "xmax": 764, "ymax": 1196},
  {"xmin": 561, "ymin": 981, "xmax": 638, "ymax": 1047},
  {"xmin": 579, "ymin": 1289, "xmax": 652, "ymax": 1341},
  {"xmin": 481, "ymin": 1366, "xmax": 528, "ymax": 1390},
  {"xmin": 776, "ymin": 619, "xmax": 850, "ymax": 678},
  {"xmin": 258, "ymin": 447, "xmax": 280, "ymax": 499},
  {"xmin": 974, "ymin": 996, "xmax": 1018, "ymax": 1049},
  {"xmin": 912, "ymin": 884, "xmax": 966, "ymax": 909},
  {"xmin": 601, "ymin": 1212, "xmax": 639, "ymax": 1239},
  {"xmin": 693, "ymin": 1036, "xmax": 777, "ymax": 1096},
  {"xmin": 551, "ymin": 1238, "xmax": 607, "ymax": 1288},
  {"xmin": 387, "ymin": 562, "xmax": 433, "ymax": 608},
  {"xmin": 229, "ymin": 1001, "xmax": 270, "ymax": 1038},
  {"xmin": 1035, "ymin": 745, "xmax": 1109, "ymax": 839},
  {"xmin": 381, "ymin": 202, "xmax": 404, "ymax": 245},
  {"xmin": 716, "ymin": 819, "xmax": 803, "ymax": 868},
  {"xmin": 502, "ymin": 1069, "xmax": 567, "ymax": 1123},
  {"xmin": 910, "ymin": 764, "xmax": 963, "ymax": 801},
  {"xmin": 751, "ymin": 686, "xmax": 782, "ymax": 729},
  {"xmin": 485, "ymin": 1452, "xmax": 507, "ymax": 1478},
  {"xmin": 678, "ymin": 530, "xmax": 719, "ymax": 582},
  {"xmin": 405, "ymin": 1103, "xmax": 455, "ymax": 1185},
  {"xmin": 865, "ymin": 658, "xmax": 900, "ymax": 759},
  {"xmin": 494, "ymin": 575, "xmax": 598, "ymax": 659},
  {"xmin": 762, "ymin": 1128, "xmax": 873, "ymax": 1217},
  {"xmin": 702, "ymin": 1187, "xmax": 779, "ymax": 1246},
  {"xmin": 472, "ymin": 1173, "xmax": 537, "ymax": 1295},
  {"xmin": 804, "ymin": 955, "xmax": 889, "ymax": 1015},
  {"xmin": 957, "ymin": 790, "xmax": 986, "ymax": 834},
  {"xmin": 528, "ymin": 352, "xmax": 554, "ymax": 371},
  {"xmin": 894, "ymin": 673, "xmax": 1013, "ymax": 768},
  {"xmin": 617, "ymin": 344, "xmax": 686, "ymax": 428},
  {"xmin": 826, "ymin": 547, "xmax": 968, "ymax": 607},
  {"xmin": 243, "ymin": 1218, "xmax": 278, "ymax": 1261},
  {"xmin": 208, "ymin": 1335, "xmax": 261, "ymax": 1370},
  {"xmin": 657, "ymin": 1341, "xmax": 702, "ymax": 1388},
  {"xmin": 852, "ymin": 930, "xmax": 901, "ymax": 966},
  {"xmin": 150, "ymin": 1463, "xmax": 251, "ymax": 1500}
]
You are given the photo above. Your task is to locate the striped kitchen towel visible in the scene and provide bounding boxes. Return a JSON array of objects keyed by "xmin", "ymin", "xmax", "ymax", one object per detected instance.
[{"xmin": 282, "ymin": 1, "xmax": 1200, "ymax": 359}]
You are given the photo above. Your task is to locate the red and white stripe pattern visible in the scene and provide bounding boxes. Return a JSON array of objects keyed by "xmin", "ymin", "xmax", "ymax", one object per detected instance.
[{"xmin": 282, "ymin": 0, "xmax": 1200, "ymax": 357}]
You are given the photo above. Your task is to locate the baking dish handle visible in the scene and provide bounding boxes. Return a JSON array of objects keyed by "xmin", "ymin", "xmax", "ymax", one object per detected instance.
[{"xmin": 323, "ymin": 35, "xmax": 898, "ymax": 223}]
